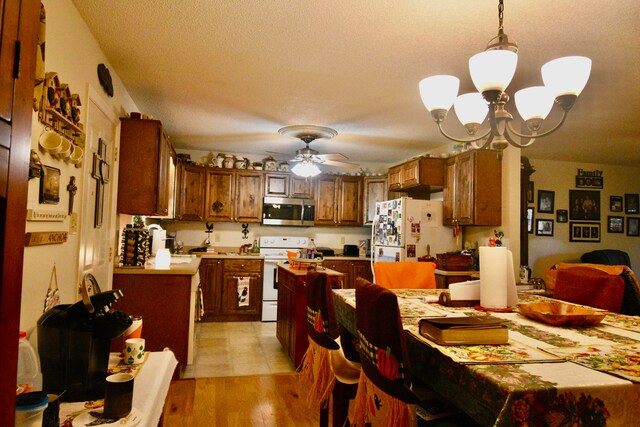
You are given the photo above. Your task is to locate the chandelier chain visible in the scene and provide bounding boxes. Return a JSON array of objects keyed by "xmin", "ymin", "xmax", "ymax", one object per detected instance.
[{"xmin": 498, "ymin": 0, "xmax": 504, "ymax": 31}]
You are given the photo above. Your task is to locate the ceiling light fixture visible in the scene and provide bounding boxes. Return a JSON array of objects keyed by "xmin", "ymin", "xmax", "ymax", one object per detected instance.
[
  {"xmin": 291, "ymin": 160, "xmax": 321, "ymax": 177},
  {"xmin": 419, "ymin": 0, "xmax": 591, "ymax": 159}
]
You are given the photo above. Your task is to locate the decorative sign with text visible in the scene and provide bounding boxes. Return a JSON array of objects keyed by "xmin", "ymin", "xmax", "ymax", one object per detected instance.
[
  {"xmin": 25, "ymin": 231, "xmax": 68, "ymax": 246},
  {"xmin": 575, "ymin": 168, "xmax": 603, "ymax": 189},
  {"xmin": 26, "ymin": 209, "xmax": 67, "ymax": 222}
]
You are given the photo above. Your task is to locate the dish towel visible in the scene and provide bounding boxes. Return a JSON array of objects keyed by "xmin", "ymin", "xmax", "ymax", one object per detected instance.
[{"xmin": 237, "ymin": 277, "xmax": 250, "ymax": 307}]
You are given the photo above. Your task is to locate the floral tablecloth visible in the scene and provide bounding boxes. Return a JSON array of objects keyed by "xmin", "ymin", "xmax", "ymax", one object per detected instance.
[{"xmin": 333, "ymin": 289, "xmax": 640, "ymax": 426}]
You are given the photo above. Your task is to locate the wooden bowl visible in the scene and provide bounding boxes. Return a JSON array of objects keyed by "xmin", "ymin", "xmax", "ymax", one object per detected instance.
[{"xmin": 517, "ymin": 301, "xmax": 606, "ymax": 326}]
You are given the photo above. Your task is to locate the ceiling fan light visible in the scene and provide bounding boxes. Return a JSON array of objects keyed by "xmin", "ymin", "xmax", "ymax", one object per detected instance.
[
  {"xmin": 454, "ymin": 93, "xmax": 489, "ymax": 126},
  {"xmin": 419, "ymin": 75, "xmax": 460, "ymax": 112},
  {"xmin": 291, "ymin": 161, "xmax": 321, "ymax": 178},
  {"xmin": 541, "ymin": 56, "xmax": 592, "ymax": 97},
  {"xmin": 469, "ymin": 50, "xmax": 518, "ymax": 93},
  {"xmin": 515, "ymin": 86, "xmax": 554, "ymax": 121}
]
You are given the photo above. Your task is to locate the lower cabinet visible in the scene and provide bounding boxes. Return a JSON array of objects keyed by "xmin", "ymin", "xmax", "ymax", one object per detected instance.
[
  {"xmin": 276, "ymin": 265, "xmax": 344, "ymax": 366},
  {"xmin": 112, "ymin": 273, "xmax": 197, "ymax": 369},
  {"xmin": 323, "ymin": 259, "xmax": 373, "ymax": 288},
  {"xmin": 199, "ymin": 258, "xmax": 263, "ymax": 321}
]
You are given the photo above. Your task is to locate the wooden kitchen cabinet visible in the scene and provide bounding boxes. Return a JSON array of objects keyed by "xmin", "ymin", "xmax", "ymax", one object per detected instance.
[
  {"xmin": 387, "ymin": 156, "xmax": 444, "ymax": 195},
  {"xmin": 175, "ymin": 163, "xmax": 205, "ymax": 221},
  {"xmin": 204, "ymin": 170, "xmax": 262, "ymax": 222},
  {"xmin": 264, "ymin": 173, "xmax": 313, "ymax": 199},
  {"xmin": 199, "ymin": 258, "xmax": 263, "ymax": 321},
  {"xmin": 276, "ymin": 265, "xmax": 344, "ymax": 366},
  {"xmin": 323, "ymin": 259, "xmax": 373, "ymax": 289},
  {"xmin": 204, "ymin": 169, "xmax": 234, "ymax": 221},
  {"xmin": 117, "ymin": 118, "xmax": 174, "ymax": 216},
  {"xmin": 234, "ymin": 171, "xmax": 263, "ymax": 223},
  {"xmin": 315, "ymin": 175, "xmax": 363, "ymax": 226},
  {"xmin": 443, "ymin": 150, "xmax": 501, "ymax": 226},
  {"xmin": 199, "ymin": 258, "xmax": 223, "ymax": 321},
  {"xmin": 363, "ymin": 176, "xmax": 388, "ymax": 224}
]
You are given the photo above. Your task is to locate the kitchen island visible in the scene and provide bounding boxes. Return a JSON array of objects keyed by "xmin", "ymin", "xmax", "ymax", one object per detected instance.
[
  {"xmin": 112, "ymin": 256, "xmax": 200, "ymax": 370},
  {"xmin": 276, "ymin": 262, "xmax": 344, "ymax": 366}
]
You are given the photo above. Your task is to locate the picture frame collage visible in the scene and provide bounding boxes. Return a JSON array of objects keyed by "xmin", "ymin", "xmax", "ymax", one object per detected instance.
[{"xmin": 530, "ymin": 172, "xmax": 639, "ymax": 241}]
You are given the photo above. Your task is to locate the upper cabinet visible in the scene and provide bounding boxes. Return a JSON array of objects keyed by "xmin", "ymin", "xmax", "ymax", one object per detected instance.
[
  {"xmin": 388, "ymin": 156, "xmax": 444, "ymax": 196},
  {"xmin": 117, "ymin": 118, "xmax": 175, "ymax": 216},
  {"xmin": 315, "ymin": 175, "xmax": 363, "ymax": 226},
  {"xmin": 204, "ymin": 169, "xmax": 263, "ymax": 223},
  {"xmin": 175, "ymin": 163, "xmax": 205, "ymax": 221},
  {"xmin": 443, "ymin": 150, "xmax": 501, "ymax": 226},
  {"xmin": 363, "ymin": 176, "xmax": 388, "ymax": 225},
  {"xmin": 264, "ymin": 173, "xmax": 313, "ymax": 199}
]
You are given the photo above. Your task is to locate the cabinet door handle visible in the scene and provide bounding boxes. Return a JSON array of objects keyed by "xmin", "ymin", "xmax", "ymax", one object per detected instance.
[{"xmin": 212, "ymin": 201, "xmax": 224, "ymax": 213}]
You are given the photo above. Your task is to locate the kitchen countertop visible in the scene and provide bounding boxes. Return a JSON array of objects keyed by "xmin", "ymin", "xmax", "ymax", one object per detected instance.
[
  {"xmin": 323, "ymin": 256, "xmax": 371, "ymax": 261},
  {"xmin": 277, "ymin": 261, "xmax": 344, "ymax": 277},
  {"xmin": 114, "ymin": 256, "xmax": 201, "ymax": 275},
  {"xmin": 434, "ymin": 269, "xmax": 479, "ymax": 276}
]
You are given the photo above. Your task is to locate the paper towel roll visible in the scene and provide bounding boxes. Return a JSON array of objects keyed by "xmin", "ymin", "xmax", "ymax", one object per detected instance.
[
  {"xmin": 151, "ymin": 229, "xmax": 166, "ymax": 256},
  {"xmin": 479, "ymin": 246, "xmax": 515, "ymax": 309},
  {"xmin": 479, "ymin": 247, "xmax": 519, "ymax": 309}
]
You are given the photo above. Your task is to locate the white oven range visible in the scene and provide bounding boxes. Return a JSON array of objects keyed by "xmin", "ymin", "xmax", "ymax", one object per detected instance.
[{"xmin": 259, "ymin": 236, "xmax": 309, "ymax": 321}]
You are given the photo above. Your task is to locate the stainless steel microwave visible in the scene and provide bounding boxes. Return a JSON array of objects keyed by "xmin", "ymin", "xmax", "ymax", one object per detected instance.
[{"xmin": 262, "ymin": 197, "xmax": 315, "ymax": 226}]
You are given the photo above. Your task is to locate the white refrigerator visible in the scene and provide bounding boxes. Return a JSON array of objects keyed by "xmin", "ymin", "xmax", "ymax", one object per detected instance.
[{"xmin": 372, "ymin": 197, "xmax": 457, "ymax": 262}]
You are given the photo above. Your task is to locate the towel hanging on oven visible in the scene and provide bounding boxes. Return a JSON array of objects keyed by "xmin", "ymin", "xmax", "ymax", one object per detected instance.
[{"xmin": 237, "ymin": 277, "xmax": 250, "ymax": 307}]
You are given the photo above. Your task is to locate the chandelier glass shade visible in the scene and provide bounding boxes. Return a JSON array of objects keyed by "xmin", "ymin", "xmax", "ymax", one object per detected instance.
[
  {"xmin": 291, "ymin": 160, "xmax": 321, "ymax": 177},
  {"xmin": 419, "ymin": 0, "xmax": 591, "ymax": 158}
]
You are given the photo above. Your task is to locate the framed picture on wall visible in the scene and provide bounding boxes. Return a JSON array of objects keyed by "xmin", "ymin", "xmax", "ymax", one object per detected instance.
[
  {"xmin": 570, "ymin": 222, "xmax": 601, "ymax": 242},
  {"xmin": 569, "ymin": 190, "xmax": 601, "ymax": 220},
  {"xmin": 628, "ymin": 218, "xmax": 640, "ymax": 237},
  {"xmin": 607, "ymin": 216, "xmax": 624, "ymax": 233},
  {"xmin": 39, "ymin": 165, "xmax": 61, "ymax": 204},
  {"xmin": 610, "ymin": 195, "xmax": 623, "ymax": 212},
  {"xmin": 527, "ymin": 207, "xmax": 534, "ymax": 233},
  {"xmin": 625, "ymin": 194, "xmax": 639, "ymax": 214},
  {"xmin": 556, "ymin": 209, "xmax": 568, "ymax": 223},
  {"xmin": 537, "ymin": 190, "xmax": 555, "ymax": 213},
  {"xmin": 536, "ymin": 219, "xmax": 554, "ymax": 236},
  {"xmin": 527, "ymin": 182, "xmax": 534, "ymax": 204}
]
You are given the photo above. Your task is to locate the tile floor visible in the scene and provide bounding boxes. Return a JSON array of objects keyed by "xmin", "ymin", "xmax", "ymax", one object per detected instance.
[{"xmin": 180, "ymin": 321, "xmax": 297, "ymax": 378}]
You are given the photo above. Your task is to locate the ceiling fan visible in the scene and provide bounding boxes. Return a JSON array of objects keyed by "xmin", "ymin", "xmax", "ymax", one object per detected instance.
[{"xmin": 276, "ymin": 125, "xmax": 359, "ymax": 177}]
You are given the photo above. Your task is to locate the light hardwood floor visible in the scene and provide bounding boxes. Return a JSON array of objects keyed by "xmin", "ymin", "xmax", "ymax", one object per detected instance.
[{"xmin": 165, "ymin": 321, "xmax": 317, "ymax": 426}]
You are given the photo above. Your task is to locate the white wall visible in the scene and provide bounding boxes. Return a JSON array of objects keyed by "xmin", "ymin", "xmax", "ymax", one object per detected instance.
[
  {"xmin": 527, "ymin": 158, "xmax": 640, "ymax": 278},
  {"xmin": 20, "ymin": 0, "xmax": 137, "ymax": 334}
]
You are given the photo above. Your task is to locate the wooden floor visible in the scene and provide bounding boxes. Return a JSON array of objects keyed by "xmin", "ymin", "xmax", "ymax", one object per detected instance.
[{"xmin": 162, "ymin": 373, "xmax": 319, "ymax": 426}]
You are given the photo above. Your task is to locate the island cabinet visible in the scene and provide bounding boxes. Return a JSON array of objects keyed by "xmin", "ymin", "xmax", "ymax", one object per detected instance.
[
  {"xmin": 276, "ymin": 264, "xmax": 344, "ymax": 366},
  {"xmin": 117, "ymin": 118, "xmax": 174, "ymax": 216},
  {"xmin": 264, "ymin": 172, "xmax": 314, "ymax": 199},
  {"xmin": 111, "ymin": 265, "xmax": 200, "ymax": 370},
  {"xmin": 199, "ymin": 258, "xmax": 263, "ymax": 321},
  {"xmin": 323, "ymin": 258, "xmax": 373, "ymax": 289},
  {"xmin": 204, "ymin": 170, "xmax": 263, "ymax": 222},
  {"xmin": 314, "ymin": 175, "xmax": 363, "ymax": 226},
  {"xmin": 388, "ymin": 156, "xmax": 444, "ymax": 196},
  {"xmin": 175, "ymin": 163, "xmax": 205, "ymax": 221},
  {"xmin": 443, "ymin": 150, "xmax": 502, "ymax": 226},
  {"xmin": 363, "ymin": 176, "xmax": 388, "ymax": 224}
]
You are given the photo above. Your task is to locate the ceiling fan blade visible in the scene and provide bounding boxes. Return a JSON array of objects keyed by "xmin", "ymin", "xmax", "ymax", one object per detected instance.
[
  {"xmin": 321, "ymin": 159, "xmax": 360, "ymax": 169},
  {"xmin": 315, "ymin": 153, "xmax": 348, "ymax": 161}
]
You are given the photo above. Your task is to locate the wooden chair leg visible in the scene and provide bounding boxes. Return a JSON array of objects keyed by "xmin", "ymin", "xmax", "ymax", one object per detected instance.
[{"xmin": 332, "ymin": 381, "xmax": 357, "ymax": 427}]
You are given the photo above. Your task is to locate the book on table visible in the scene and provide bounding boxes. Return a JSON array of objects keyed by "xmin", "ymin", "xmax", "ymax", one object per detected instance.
[{"xmin": 418, "ymin": 316, "xmax": 509, "ymax": 346}]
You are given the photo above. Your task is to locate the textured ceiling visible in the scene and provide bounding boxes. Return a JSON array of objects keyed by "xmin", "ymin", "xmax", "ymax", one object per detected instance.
[{"xmin": 72, "ymin": 0, "xmax": 640, "ymax": 167}]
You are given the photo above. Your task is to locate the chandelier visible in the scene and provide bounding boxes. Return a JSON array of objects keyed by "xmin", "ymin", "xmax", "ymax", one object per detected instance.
[{"xmin": 419, "ymin": 0, "xmax": 591, "ymax": 158}]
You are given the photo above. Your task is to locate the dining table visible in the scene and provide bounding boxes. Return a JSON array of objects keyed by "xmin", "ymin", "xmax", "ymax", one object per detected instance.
[{"xmin": 333, "ymin": 288, "xmax": 640, "ymax": 426}]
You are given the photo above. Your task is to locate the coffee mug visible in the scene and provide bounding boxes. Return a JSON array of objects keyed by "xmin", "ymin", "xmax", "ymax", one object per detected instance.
[
  {"xmin": 124, "ymin": 338, "xmax": 145, "ymax": 364},
  {"xmin": 103, "ymin": 373, "xmax": 134, "ymax": 419}
]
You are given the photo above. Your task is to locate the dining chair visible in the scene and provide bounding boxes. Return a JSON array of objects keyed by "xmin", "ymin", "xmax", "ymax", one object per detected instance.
[
  {"xmin": 551, "ymin": 263, "xmax": 640, "ymax": 314},
  {"xmin": 298, "ymin": 267, "xmax": 361, "ymax": 427},
  {"xmin": 351, "ymin": 277, "xmax": 419, "ymax": 426},
  {"xmin": 373, "ymin": 262, "xmax": 436, "ymax": 289}
]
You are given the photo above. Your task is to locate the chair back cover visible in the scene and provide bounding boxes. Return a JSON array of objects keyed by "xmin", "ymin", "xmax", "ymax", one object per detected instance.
[
  {"xmin": 305, "ymin": 268, "xmax": 340, "ymax": 350},
  {"xmin": 373, "ymin": 261, "xmax": 436, "ymax": 289}
]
